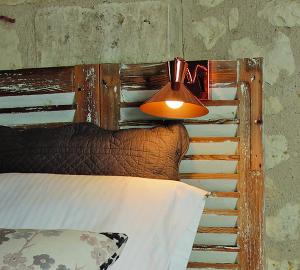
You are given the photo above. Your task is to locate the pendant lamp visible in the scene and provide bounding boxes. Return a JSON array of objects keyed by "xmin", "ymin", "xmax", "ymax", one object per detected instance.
[{"xmin": 140, "ymin": 57, "xmax": 209, "ymax": 119}]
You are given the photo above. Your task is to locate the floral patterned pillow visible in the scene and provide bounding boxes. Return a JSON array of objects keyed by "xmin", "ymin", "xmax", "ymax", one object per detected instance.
[{"xmin": 0, "ymin": 229, "xmax": 128, "ymax": 270}]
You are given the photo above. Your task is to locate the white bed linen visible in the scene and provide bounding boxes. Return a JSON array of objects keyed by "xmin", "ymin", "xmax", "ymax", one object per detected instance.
[{"xmin": 0, "ymin": 173, "xmax": 207, "ymax": 270}]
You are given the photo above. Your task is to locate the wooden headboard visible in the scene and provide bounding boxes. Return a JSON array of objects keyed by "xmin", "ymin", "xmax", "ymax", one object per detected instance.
[{"xmin": 0, "ymin": 59, "xmax": 264, "ymax": 270}]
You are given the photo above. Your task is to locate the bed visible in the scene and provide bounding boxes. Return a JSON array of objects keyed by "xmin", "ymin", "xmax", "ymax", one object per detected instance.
[
  {"xmin": 0, "ymin": 59, "xmax": 264, "ymax": 270},
  {"xmin": 0, "ymin": 122, "xmax": 208, "ymax": 270}
]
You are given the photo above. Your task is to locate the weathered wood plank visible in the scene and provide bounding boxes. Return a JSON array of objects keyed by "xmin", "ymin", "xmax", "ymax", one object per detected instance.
[
  {"xmin": 198, "ymin": 227, "xmax": 238, "ymax": 234},
  {"xmin": 99, "ymin": 64, "xmax": 121, "ymax": 130},
  {"xmin": 187, "ymin": 262, "xmax": 239, "ymax": 269},
  {"xmin": 192, "ymin": 245, "xmax": 239, "ymax": 252},
  {"xmin": 120, "ymin": 63, "xmax": 167, "ymax": 77},
  {"xmin": 209, "ymin": 60, "xmax": 237, "ymax": 86},
  {"xmin": 190, "ymin": 137, "xmax": 239, "ymax": 143},
  {"xmin": 184, "ymin": 155, "xmax": 239, "ymax": 161},
  {"xmin": 237, "ymin": 80, "xmax": 251, "ymax": 270},
  {"xmin": 13, "ymin": 123, "xmax": 70, "ymax": 129},
  {"xmin": 0, "ymin": 67, "xmax": 74, "ymax": 96},
  {"xmin": 210, "ymin": 192, "xmax": 239, "ymax": 198},
  {"xmin": 0, "ymin": 104, "xmax": 76, "ymax": 114},
  {"xmin": 180, "ymin": 173, "xmax": 239, "ymax": 179},
  {"xmin": 121, "ymin": 63, "xmax": 168, "ymax": 90},
  {"xmin": 74, "ymin": 65, "xmax": 100, "ymax": 125},
  {"xmin": 119, "ymin": 119, "xmax": 239, "ymax": 127},
  {"xmin": 238, "ymin": 58, "xmax": 264, "ymax": 270},
  {"xmin": 203, "ymin": 209, "xmax": 239, "ymax": 216}
]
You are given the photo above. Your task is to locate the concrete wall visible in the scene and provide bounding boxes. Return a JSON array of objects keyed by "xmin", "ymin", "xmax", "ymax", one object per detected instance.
[{"xmin": 0, "ymin": 0, "xmax": 299, "ymax": 268}]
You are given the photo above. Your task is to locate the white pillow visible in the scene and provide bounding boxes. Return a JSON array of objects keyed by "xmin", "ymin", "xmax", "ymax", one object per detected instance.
[{"xmin": 0, "ymin": 173, "xmax": 207, "ymax": 270}]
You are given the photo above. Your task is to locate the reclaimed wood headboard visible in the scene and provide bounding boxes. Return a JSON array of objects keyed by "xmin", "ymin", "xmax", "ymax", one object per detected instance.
[{"xmin": 0, "ymin": 59, "xmax": 264, "ymax": 270}]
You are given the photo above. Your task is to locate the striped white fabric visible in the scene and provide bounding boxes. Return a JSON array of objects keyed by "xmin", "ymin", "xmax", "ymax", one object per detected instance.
[{"xmin": 0, "ymin": 173, "xmax": 207, "ymax": 270}]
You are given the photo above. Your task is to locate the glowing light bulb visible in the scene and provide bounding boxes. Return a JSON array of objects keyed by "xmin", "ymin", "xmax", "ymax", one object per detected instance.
[{"xmin": 165, "ymin": 100, "xmax": 184, "ymax": 109}]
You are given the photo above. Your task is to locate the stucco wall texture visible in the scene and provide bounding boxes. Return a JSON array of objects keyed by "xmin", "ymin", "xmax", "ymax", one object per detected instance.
[{"xmin": 0, "ymin": 0, "xmax": 299, "ymax": 268}]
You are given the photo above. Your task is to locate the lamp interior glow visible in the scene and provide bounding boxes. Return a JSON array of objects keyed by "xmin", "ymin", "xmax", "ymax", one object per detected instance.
[{"xmin": 165, "ymin": 101, "xmax": 184, "ymax": 109}]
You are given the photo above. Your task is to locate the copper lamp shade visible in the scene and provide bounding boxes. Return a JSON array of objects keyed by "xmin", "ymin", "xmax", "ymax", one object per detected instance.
[{"xmin": 140, "ymin": 58, "xmax": 209, "ymax": 119}]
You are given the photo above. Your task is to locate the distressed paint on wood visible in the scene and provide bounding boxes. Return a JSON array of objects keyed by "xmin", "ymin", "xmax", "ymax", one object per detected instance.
[
  {"xmin": 187, "ymin": 262, "xmax": 239, "ymax": 269},
  {"xmin": 181, "ymin": 173, "xmax": 239, "ymax": 179},
  {"xmin": 74, "ymin": 65, "xmax": 100, "ymax": 125},
  {"xmin": 0, "ymin": 67, "xmax": 74, "ymax": 96},
  {"xmin": 209, "ymin": 61, "xmax": 237, "ymax": 87},
  {"xmin": 99, "ymin": 64, "xmax": 121, "ymax": 130},
  {"xmin": 237, "ymin": 81, "xmax": 251, "ymax": 270},
  {"xmin": 183, "ymin": 154, "xmax": 239, "ymax": 161},
  {"xmin": 120, "ymin": 63, "xmax": 168, "ymax": 91},
  {"xmin": 0, "ymin": 104, "xmax": 76, "ymax": 114},
  {"xmin": 237, "ymin": 58, "xmax": 264, "ymax": 270}
]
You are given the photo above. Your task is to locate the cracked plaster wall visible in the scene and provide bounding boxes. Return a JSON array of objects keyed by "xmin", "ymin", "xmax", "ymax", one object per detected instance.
[{"xmin": 0, "ymin": 0, "xmax": 299, "ymax": 268}]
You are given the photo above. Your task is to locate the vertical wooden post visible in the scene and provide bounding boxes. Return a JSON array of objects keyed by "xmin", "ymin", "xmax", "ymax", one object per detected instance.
[
  {"xmin": 99, "ymin": 64, "xmax": 121, "ymax": 130},
  {"xmin": 238, "ymin": 58, "xmax": 264, "ymax": 270},
  {"xmin": 237, "ymin": 81, "xmax": 251, "ymax": 270},
  {"xmin": 74, "ymin": 64, "xmax": 101, "ymax": 125}
]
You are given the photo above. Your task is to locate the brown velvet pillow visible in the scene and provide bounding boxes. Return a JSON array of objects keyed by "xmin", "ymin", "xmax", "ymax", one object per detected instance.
[{"xmin": 0, "ymin": 122, "xmax": 189, "ymax": 180}]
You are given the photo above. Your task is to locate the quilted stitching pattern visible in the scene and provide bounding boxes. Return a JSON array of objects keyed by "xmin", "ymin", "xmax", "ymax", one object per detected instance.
[{"xmin": 0, "ymin": 123, "xmax": 189, "ymax": 180}]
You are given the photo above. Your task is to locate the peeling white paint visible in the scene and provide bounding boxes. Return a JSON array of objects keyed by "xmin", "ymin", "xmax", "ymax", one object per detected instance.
[
  {"xmin": 0, "ymin": 25, "xmax": 22, "ymax": 69},
  {"xmin": 229, "ymin": 8, "xmax": 239, "ymax": 31},
  {"xmin": 192, "ymin": 17, "xmax": 226, "ymax": 50},
  {"xmin": 265, "ymin": 134, "xmax": 289, "ymax": 169},
  {"xmin": 196, "ymin": 0, "xmax": 224, "ymax": 8},
  {"xmin": 258, "ymin": 0, "xmax": 300, "ymax": 27},
  {"xmin": 265, "ymin": 96, "xmax": 283, "ymax": 115},
  {"xmin": 0, "ymin": 84, "xmax": 61, "ymax": 92},
  {"xmin": 266, "ymin": 203, "xmax": 300, "ymax": 241},
  {"xmin": 267, "ymin": 258, "xmax": 299, "ymax": 270}
]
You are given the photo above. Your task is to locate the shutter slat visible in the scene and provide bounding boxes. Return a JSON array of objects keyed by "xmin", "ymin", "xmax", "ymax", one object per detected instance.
[{"xmin": 187, "ymin": 262, "xmax": 239, "ymax": 269}]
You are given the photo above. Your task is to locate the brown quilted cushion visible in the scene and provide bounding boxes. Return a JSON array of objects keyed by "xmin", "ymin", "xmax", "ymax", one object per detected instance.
[{"xmin": 0, "ymin": 122, "xmax": 189, "ymax": 180}]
